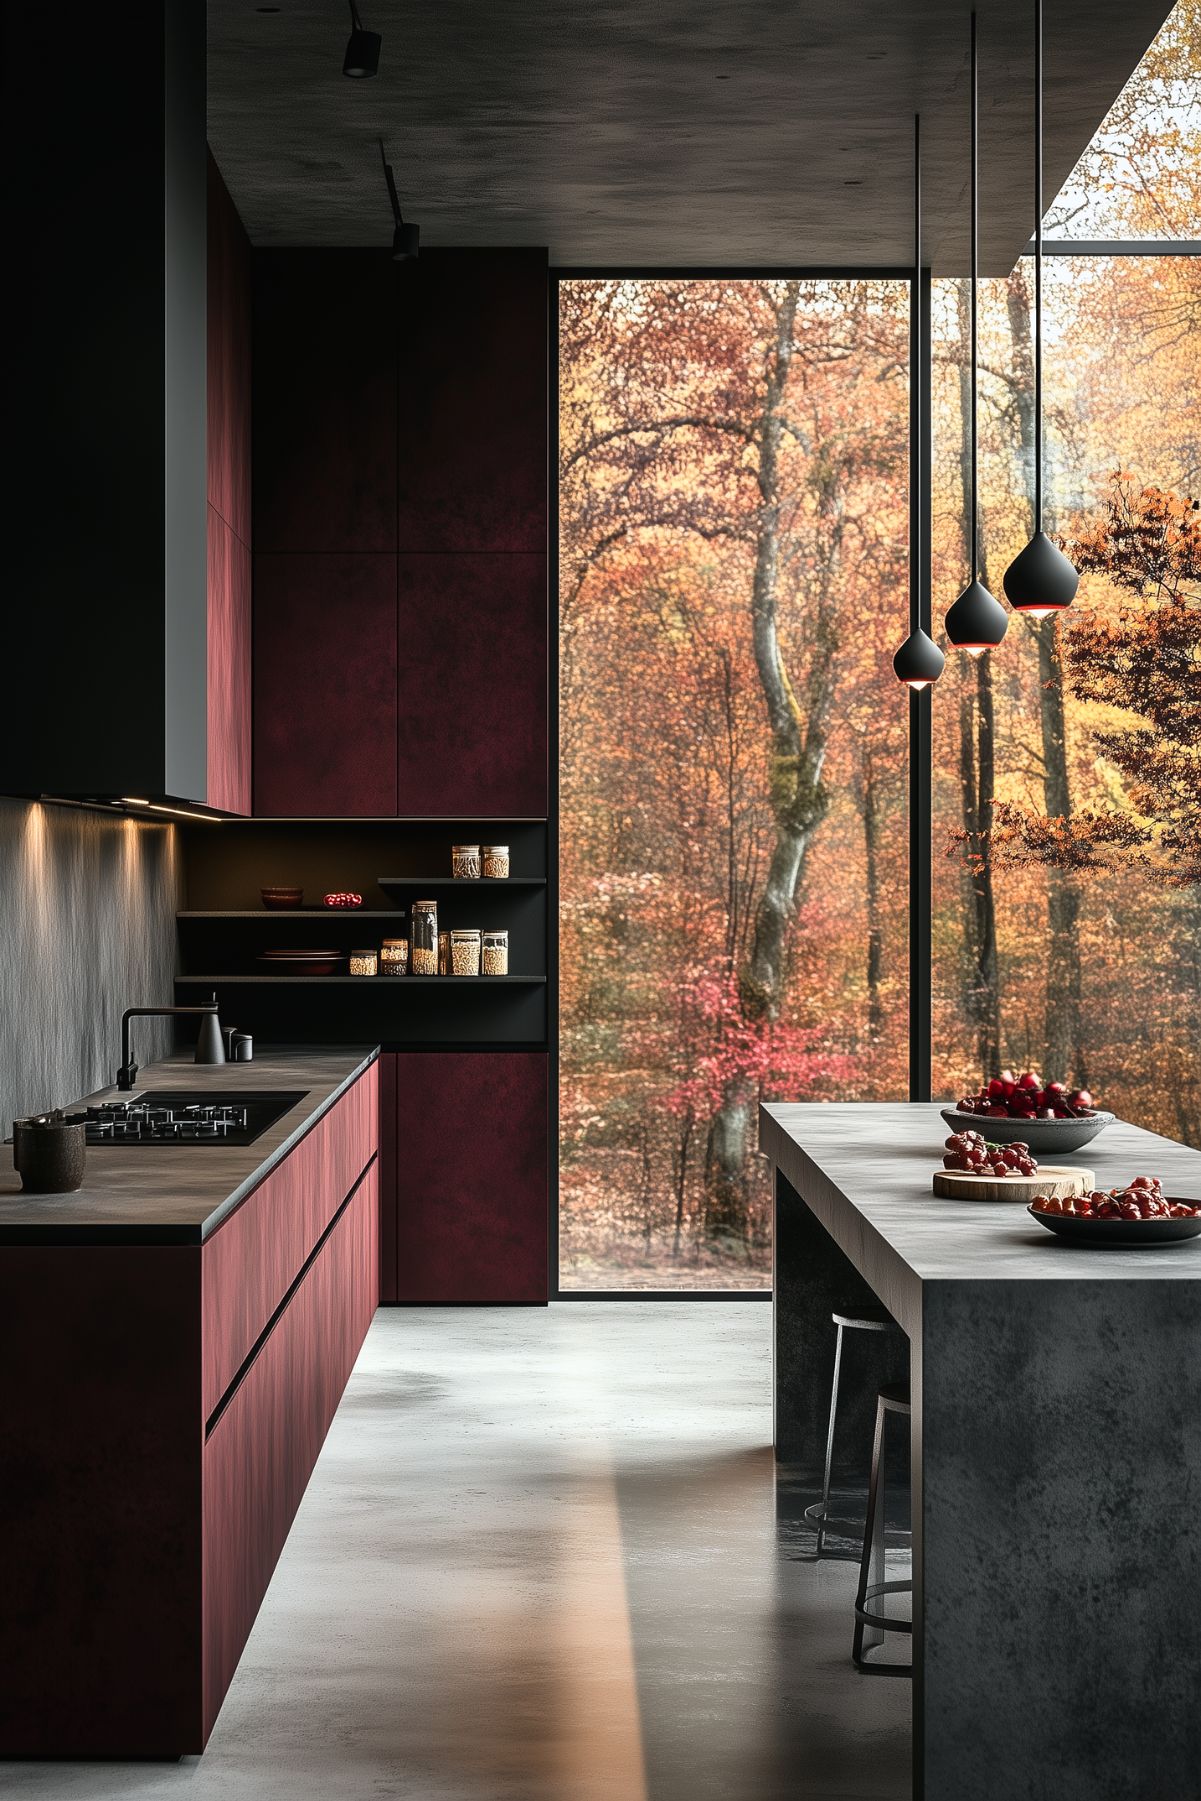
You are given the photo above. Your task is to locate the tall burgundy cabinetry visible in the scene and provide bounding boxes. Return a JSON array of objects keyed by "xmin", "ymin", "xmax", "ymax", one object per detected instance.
[{"xmin": 253, "ymin": 248, "xmax": 548, "ymax": 818}]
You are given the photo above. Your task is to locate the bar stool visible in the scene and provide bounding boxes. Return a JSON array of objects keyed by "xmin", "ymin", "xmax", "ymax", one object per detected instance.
[
  {"xmin": 803, "ymin": 1305, "xmax": 900, "ymax": 1556},
  {"xmin": 852, "ymin": 1382, "xmax": 912, "ymax": 1676}
]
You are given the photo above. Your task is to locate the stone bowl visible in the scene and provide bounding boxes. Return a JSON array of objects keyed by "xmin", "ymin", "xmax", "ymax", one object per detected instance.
[{"xmin": 939, "ymin": 1106, "xmax": 1116, "ymax": 1155}]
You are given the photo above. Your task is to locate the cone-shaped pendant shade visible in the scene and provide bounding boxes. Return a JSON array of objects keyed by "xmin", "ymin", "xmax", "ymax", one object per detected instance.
[
  {"xmin": 1003, "ymin": 530, "xmax": 1079, "ymax": 619},
  {"xmin": 893, "ymin": 627, "xmax": 946, "ymax": 691},
  {"xmin": 946, "ymin": 577, "xmax": 1008, "ymax": 655}
]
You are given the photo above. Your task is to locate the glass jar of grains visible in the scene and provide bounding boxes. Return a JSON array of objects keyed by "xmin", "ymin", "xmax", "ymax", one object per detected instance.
[
  {"xmin": 411, "ymin": 899, "xmax": 438, "ymax": 975},
  {"xmin": 451, "ymin": 843, "xmax": 481, "ymax": 879},
  {"xmin": 481, "ymin": 928, "xmax": 509, "ymax": 976},
  {"xmin": 380, "ymin": 936, "xmax": 409, "ymax": 976},
  {"xmin": 481, "ymin": 844, "xmax": 510, "ymax": 879},
  {"xmin": 450, "ymin": 928, "xmax": 482, "ymax": 976},
  {"xmin": 349, "ymin": 948, "xmax": 378, "ymax": 977}
]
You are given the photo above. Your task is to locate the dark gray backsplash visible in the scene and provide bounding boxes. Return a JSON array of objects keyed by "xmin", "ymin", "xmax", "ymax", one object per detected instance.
[{"xmin": 0, "ymin": 800, "xmax": 181, "ymax": 1136}]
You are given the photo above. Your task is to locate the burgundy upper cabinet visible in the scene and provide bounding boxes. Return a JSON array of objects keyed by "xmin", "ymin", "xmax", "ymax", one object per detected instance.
[
  {"xmin": 207, "ymin": 156, "xmax": 253, "ymax": 816},
  {"xmin": 396, "ymin": 250, "xmax": 547, "ymax": 554},
  {"xmin": 251, "ymin": 248, "xmax": 547, "ymax": 818}
]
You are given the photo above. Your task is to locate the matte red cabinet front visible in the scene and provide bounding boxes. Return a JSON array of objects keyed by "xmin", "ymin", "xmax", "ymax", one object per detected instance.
[
  {"xmin": 391, "ymin": 1052, "xmax": 548, "ymax": 1304},
  {"xmin": 203, "ymin": 1160, "xmax": 378, "ymax": 1735}
]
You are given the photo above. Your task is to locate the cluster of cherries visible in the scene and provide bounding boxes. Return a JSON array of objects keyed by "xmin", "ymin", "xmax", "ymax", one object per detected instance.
[
  {"xmin": 1032, "ymin": 1176, "xmax": 1200, "ymax": 1220},
  {"xmin": 957, "ymin": 1069, "xmax": 1098, "ymax": 1121},
  {"xmin": 943, "ymin": 1130, "xmax": 1038, "ymax": 1178}
]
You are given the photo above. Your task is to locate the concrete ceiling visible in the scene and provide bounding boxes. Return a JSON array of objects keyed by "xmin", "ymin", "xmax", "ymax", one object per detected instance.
[{"xmin": 207, "ymin": 0, "xmax": 1173, "ymax": 272}]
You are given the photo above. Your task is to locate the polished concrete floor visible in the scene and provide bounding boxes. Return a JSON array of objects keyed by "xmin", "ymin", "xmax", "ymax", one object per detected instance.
[{"xmin": 6, "ymin": 1303, "xmax": 910, "ymax": 1801}]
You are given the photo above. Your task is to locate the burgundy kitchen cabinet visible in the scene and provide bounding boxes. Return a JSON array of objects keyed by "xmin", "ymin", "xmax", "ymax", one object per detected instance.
[
  {"xmin": 391, "ymin": 1052, "xmax": 548, "ymax": 1304},
  {"xmin": 0, "ymin": 1067, "xmax": 378, "ymax": 1758},
  {"xmin": 253, "ymin": 554, "xmax": 399, "ymax": 816},
  {"xmin": 396, "ymin": 553, "xmax": 547, "ymax": 816},
  {"xmin": 250, "ymin": 247, "xmax": 548, "ymax": 818}
]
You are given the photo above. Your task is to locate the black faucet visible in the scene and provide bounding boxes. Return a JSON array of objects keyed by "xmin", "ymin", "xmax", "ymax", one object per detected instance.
[{"xmin": 117, "ymin": 997, "xmax": 225, "ymax": 1091}]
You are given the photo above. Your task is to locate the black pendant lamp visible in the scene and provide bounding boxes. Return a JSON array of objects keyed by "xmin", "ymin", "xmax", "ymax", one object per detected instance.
[
  {"xmin": 894, "ymin": 114, "xmax": 946, "ymax": 693},
  {"xmin": 1002, "ymin": 0, "xmax": 1079, "ymax": 619},
  {"xmin": 945, "ymin": 14, "xmax": 1010, "ymax": 659}
]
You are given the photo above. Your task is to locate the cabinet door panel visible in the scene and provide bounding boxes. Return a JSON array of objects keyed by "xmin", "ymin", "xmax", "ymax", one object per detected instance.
[
  {"xmin": 202, "ymin": 1161, "xmax": 378, "ymax": 1739},
  {"xmin": 254, "ymin": 252, "xmax": 396, "ymax": 555},
  {"xmin": 397, "ymin": 249, "xmax": 546, "ymax": 554},
  {"xmin": 393, "ymin": 1052, "xmax": 547, "ymax": 1303},
  {"xmin": 202, "ymin": 1063, "xmax": 378, "ymax": 1420},
  {"xmin": 396, "ymin": 554, "xmax": 546, "ymax": 817},
  {"xmin": 254, "ymin": 555, "xmax": 398, "ymax": 816}
]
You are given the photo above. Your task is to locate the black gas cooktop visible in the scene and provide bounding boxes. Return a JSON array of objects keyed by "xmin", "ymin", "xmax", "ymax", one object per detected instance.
[{"xmin": 72, "ymin": 1091, "xmax": 306, "ymax": 1147}]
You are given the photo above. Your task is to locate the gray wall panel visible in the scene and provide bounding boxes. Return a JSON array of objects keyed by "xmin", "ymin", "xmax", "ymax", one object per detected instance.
[{"xmin": 0, "ymin": 801, "xmax": 181, "ymax": 1137}]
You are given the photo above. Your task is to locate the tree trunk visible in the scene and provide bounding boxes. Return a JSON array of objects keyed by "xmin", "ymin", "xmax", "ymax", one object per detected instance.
[
  {"xmin": 954, "ymin": 280, "xmax": 1002, "ymax": 1077},
  {"xmin": 704, "ymin": 282, "xmax": 835, "ymax": 1246},
  {"xmin": 862, "ymin": 753, "xmax": 884, "ymax": 1039},
  {"xmin": 1005, "ymin": 270, "xmax": 1084, "ymax": 1079}
]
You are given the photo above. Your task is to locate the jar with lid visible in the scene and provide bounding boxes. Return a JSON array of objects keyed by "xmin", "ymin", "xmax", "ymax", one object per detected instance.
[
  {"xmin": 450, "ymin": 928, "xmax": 482, "ymax": 976},
  {"xmin": 482, "ymin": 844, "xmax": 510, "ymax": 880},
  {"xmin": 452, "ymin": 843, "xmax": 481, "ymax": 880},
  {"xmin": 411, "ymin": 899, "xmax": 438, "ymax": 975},
  {"xmin": 349, "ymin": 948, "xmax": 378, "ymax": 977},
  {"xmin": 380, "ymin": 936, "xmax": 409, "ymax": 976},
  {"xmin": 481, "ymin": 928, "xmax": 509, "ymax": 976}
]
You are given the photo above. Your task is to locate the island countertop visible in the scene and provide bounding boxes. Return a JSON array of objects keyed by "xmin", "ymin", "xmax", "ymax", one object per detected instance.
[
  {"xmin": 760, "ymin": 1101, "xmax": 1201, "ymax": 1335},
  {"xmin": 0, "ymin": 1046, "xmax": 379, "ymax": 1244}
]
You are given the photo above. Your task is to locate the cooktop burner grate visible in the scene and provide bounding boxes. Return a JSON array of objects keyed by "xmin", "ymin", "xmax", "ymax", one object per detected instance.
[{"xmin": 71, "ymin": 1091, "xmax": 306, "ymax": 1147}]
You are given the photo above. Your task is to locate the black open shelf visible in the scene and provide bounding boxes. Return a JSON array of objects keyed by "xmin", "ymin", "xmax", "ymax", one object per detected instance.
[{"xmin": 175, "ymin": 974, "xmax": 546, "ymax": 985}]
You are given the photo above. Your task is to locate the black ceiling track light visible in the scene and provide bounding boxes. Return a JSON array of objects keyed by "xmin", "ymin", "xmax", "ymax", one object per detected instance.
[
  {"xmin": 343, "ymin": 0, "xmax": 381, "ymax": 78},
  {"xmin": 1003, "ymin": 0, "xmax": 1080, "ymax": 618},
  {"xmin": 945, "ymin": 13, "xmax": 1010, "ymax": 659},
  {"xmin": 380, "ymin": 139, "xmax": 419, "ymax": 260},
  {"xmin": 894, "ymin": 114, "xmax": 946, "ymax": 693}
]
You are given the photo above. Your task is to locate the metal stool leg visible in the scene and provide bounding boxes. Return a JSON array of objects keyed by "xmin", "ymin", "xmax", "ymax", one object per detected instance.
[
  {"xmin": 814, "ymin": 1321, "xmax": 844, "ymax": 1556},
  {"xmin": 853, "ymin": 1387, "xmax": 912, "ymax": 1677}
]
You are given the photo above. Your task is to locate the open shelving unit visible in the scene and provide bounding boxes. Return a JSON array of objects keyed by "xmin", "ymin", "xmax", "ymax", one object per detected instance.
[{"xmin": 174, "ymin": 818, "xmax": 552, "ymax": 1048}]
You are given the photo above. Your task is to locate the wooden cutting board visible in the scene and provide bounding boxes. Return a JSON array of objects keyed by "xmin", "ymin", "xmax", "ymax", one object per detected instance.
[{"xmin": 932, "ymin": 1166, "xmax": 1094, "ymax": 1204}]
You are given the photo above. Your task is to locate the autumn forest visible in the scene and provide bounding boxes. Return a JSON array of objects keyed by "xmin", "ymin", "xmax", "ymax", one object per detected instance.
[{"xmin": 558, "ymin": 2, "xmax": 1200, "ymax": 1289}]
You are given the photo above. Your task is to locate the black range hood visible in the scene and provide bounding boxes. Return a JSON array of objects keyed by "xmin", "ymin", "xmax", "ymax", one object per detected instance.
[{"xmin": 2, "ymin": 2, "xmax": 238, "ymax": 814}]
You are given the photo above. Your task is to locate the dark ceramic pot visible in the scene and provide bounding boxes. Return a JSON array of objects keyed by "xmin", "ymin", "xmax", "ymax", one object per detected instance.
[{"xmin": 13, "ymin": 1113, "xmax": 87, "ymax": 1194}]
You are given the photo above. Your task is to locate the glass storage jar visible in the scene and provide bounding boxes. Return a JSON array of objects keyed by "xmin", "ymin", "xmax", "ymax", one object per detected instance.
[
  {"xmin": 380, "ymin": 936, "xmax": 409, "ymax": 976},
  {"xmin": 450, "ymin": 928, "xmax": 482, "ymax": 976},
  {"xmin": 349, "ymin": 948, "xmax": 378, "ymax": 977},
  {"xmin": 411, "ymin": 899, "xmax": 438, "ymax": 975},
  {"xmin": 438, "ymin": 930, "xmax": 451, "ymax": 975},
  {"xmin": 481, "ymin": 928, "xmax": 509, "ymax": 976},
  {"xmin": 452, "ymin": 843, "xmax": 481, "ymax": 880},
  {"xmin": 482, "ymin": 844, "xmax": 510, "ymax": 879}
]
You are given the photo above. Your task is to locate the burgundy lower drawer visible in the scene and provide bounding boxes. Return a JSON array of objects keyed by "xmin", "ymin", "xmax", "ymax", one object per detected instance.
[
  {"xmin": 201, "ymin": 1061, "xmax": 378, "ymax": 1420},
  {"xmin": 202, "ymin": 1159, "xmax": 378, "ymax": 1740}
]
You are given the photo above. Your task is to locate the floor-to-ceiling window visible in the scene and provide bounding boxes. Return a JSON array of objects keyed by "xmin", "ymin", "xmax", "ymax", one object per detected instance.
[
  {"xmin": 558, "ymin": 1, "xmax": 1199, "ymax": 1292},
  {"xmin": 930, "ymin": 0, "xmax": 1200, "ymax": 1142},
  {"xmin": 559, "ymin": 279, "xmax": 911, "ymax": 1290}
]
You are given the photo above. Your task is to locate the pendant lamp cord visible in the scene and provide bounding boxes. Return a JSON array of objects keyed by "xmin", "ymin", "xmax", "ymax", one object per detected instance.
[
  {"xmin": 970, "ymin": 13, "xmax": 979, "ymax": 582},
  {"xmin": 1034, "ymin": 0, "xmax": 1043, "ymax": 534},
  {"xmin": 912, "ymin": 112, "xmax": 921, "ymax": 635}
]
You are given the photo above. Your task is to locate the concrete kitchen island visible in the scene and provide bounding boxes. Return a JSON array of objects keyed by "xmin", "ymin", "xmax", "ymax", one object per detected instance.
[
  {"xmin": 760, "ymin": 1102, "xmax": 1201, "ymax": 1801},
  {"xmin": 0, "ymin": 1049, "xmax": 380, "ymax": 1758}
]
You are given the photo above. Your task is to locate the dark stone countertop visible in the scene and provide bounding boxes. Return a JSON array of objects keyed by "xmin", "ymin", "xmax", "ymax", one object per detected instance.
[
  {"xmin": 0, "ymin": 1047, "xmax": 379, "ymax": 1244},
  {"xmin": 761, "ymin": 1102, "xmax": 1201, "ymax": 1331}
]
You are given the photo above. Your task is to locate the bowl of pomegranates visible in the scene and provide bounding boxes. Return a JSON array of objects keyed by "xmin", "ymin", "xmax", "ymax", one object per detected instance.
[
  {"xmin": 942, "ymin": 1070, "xmax": 1114, "ymax": 1153},
  {"xmin": 1028, "ymin": 1177, "xmax": 1201, "ymax": 1245}
]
